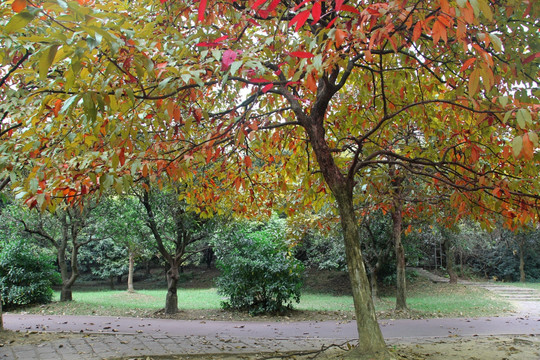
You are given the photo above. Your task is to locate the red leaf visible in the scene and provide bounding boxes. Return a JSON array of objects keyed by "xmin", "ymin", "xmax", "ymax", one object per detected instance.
[
  {"xmin": 266, "ymin": 0, "xmax": 281, "ymax": 12},
  {"xmin": 311, "ymin": 1, "xmax": 321, "ymax": 24},
  {"xmin": 119, "ymin": 148, "xmax": 126, "ymax": 166},
  {"xmin": 341, "ymin": 5, "xmax": 359, "ymax": 14},
  {"xmin": 335, "ymin": 0, "xmax": 343, "ymax": 11},
  {"xmin": 198, "ymin": 0, "xmax": 207, "ymax": 22},
  {"xmin": 222, "ymin": 49, "xmax": 237, "ymax": 68},
  {"xmin": 159, "ymin": 0, "xmax": 167, "ymax": 3},
  {"xmin": 288, "ymin": 9, "xmax": 310, "ymax": 31},
  {"xmin": 289, "ymin": 51, "xmax": 314, "ymax": 58},
  {"xmin": 262, "ymin": 84, "xmax": 273, "ymax": 93},
  {"xmin": 294, "ymin": 0, "xmax": 311, "ymax": 11},
  {"xmin": 523, "ymin": 52, "xmax": 540, "ymax": 64}
]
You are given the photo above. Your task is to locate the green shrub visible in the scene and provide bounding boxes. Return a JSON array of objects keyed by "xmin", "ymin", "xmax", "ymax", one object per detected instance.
[
  {"xmin": 0, "ymin": 239, "xmax": 60, "ymax": 308},
  {"xmin": 215, "ymin": 220, "xmax": 304, "ymax": 315}
]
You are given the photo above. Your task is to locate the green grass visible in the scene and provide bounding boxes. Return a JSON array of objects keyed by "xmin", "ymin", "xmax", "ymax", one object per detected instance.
[{"xmin": 17, "ymin": 280, "xmax": 512, "ymax": 320}]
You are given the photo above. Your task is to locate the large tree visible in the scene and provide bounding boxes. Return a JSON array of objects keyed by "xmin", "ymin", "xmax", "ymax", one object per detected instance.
[{"xmin": 1, "ymin": 1, "xmax": 539, "ymax": 358}]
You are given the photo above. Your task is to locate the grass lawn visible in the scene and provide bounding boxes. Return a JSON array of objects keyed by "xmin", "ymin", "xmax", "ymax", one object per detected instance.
[{"xmin": 15, "ymin": 277, "xmax": 513, "ymax": 320}]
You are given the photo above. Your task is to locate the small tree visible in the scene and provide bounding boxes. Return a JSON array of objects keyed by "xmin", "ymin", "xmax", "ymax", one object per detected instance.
[
  {"xmin": 0, "ymin": 238, "xmax": 60, "ymax": 308},
  {"xmin": 215, "ymin": 218, "xmax": 304, "ymax": 315}
]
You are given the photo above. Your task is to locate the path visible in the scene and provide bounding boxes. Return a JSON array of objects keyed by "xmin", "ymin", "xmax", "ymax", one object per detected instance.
[
  {"xmin": 1, "ymin": 313, "xmax": 539, "ymax": 359},
  {"xmin": 411, "ymin": 267, "xmax": 540, "ymax": 317}
]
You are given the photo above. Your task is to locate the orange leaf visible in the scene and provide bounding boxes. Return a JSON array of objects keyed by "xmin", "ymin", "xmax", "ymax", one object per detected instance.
[
  {"xmin": 335, "ymin": 29, "xmax": 346, "ymax": 48},
  {"xmin": 53, "ymin": 99, "xmax": 62, "ymax": 117},
  {"xmin": 119, "ymin": 148, "xmax": 126, "ymax": 166},
  {"xmin": 12, "ymin": 0, "xmax": 26, "ymax": 13},
  {"xmin": 306, "ymin": 71, "xmax": 317, "ymax": 93},
  {"xmin": 244, "ymin": 156, "xmax": 252, "ymax": 168},
  {"xmin": 412, "ymin": 21, "xmax": 422, "ymax": 41},
  {"xmin": 521, "ymin": 133, "xmax": 534, "ymax": 160},
  {"xmin": 460, "ymin": 57, "xmax": 476, "ymax": 72}
]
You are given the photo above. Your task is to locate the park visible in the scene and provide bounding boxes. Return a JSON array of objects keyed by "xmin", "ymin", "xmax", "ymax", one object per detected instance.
[{"xmin": 0, "ymin": 0, "xmax": 539, "ymax": 359}]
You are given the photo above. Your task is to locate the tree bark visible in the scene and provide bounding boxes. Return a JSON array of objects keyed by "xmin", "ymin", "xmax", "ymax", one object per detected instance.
[
  {"xmin": 60, "ymin": 286, "xmax": 73, "ymax": 302},
  {"xmin": 335, "ymin": 191, "xmax": 391, "ymax": 359},
  {"xmin": 127, "ymin": 252, "xmax": 135, "ymax": 293},
  {"xmin": 390, "ymin": 168, "xmax": 407, "ymax": 311},
  {"xmin": 165, "ymin": 263, "xmax": 179, "ymax": 314},
  {"xmin": 443, "ymin": 237, "xmax": 458, "ymax": 284},
  {"xmin": 292, "ymin": 111, "xmax": 392, "ymax": 358},
  {"xmin": 518, "ymin": 239, "xmax": 526, "ymax": 283}
]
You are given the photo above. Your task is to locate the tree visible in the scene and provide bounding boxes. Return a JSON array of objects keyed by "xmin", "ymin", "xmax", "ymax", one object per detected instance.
[
  {"xmin": 138, "ymin": 183, "xmax": 212, "ymax": 314},
  {"xmin": 19, "ymin": 203, "xmax": 98, "ymax": 301},
  {"xmin": 1, "ymin": 1, "xmax": 539, "ymax": 358}
]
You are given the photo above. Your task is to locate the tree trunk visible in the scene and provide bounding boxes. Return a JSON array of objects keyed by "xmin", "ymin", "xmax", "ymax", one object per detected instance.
[
  {"xmin": 128, "ymin": 252, "xmax": 135, "ymax": 293},
  {"xmin": 0, "ymin": 295, "xmax": 3, "ymax": 331},
  {"xmin": 334, "ymin": 191, "xmax": 392, "ymax": 359},
  {"xmin": 165, "ymin": 263, "xmax": 179, "ymax": 314},
  {"xmin": 109, "ymin": 276, "xmax": 115, "ymax": 290},
  {"xmin": 443, "ymin": 238, "xmax": 458, "ymax": 284},
  {"xmin": 391, "ymin": 206, "xmax": 407, "ymax": 310},
  {"xmin": 370, "ymin": 266, "xmax": 379, "ymax": 299},
  {"xmin": 390, "ymin": 169, "xmax": 407, "ymax": 311},
  {"xmin": 60, "ymin": 285, "xmax": 73, "ymax": 302},
  {"xmin": 518, "ymin": 240, "xmax": 526, "ymax": 283}
]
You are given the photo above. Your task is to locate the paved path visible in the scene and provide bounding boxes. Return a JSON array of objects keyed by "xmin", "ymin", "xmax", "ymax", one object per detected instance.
[{"xmin": 2, "ymin": 313, "xmax": 539, "ymax": 359}]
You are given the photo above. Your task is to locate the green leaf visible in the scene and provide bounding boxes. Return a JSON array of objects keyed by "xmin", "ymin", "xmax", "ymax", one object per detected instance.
[
  {"xmin": 4, "ymin": 11, "xmax": 35, "ymax": 34},
  {"xmin": 469, "ymin": 0, "xmax": 479, "ymax": 16},
  {"xmin": 456, "ymin": 0, "xmax": 467, "ymax": 7},
  {"xmin": 477, "ymin": 0, "xmax": 493, "ymax": 21},
  {"xmin": 528, "ymin": 131, "xmax": 539, "ymax": 147},
  {"xmin": 39, "ymin": 45, "xmax": 59, "ymax": 80},
  {"xmin": 489, "ymin": 34, "xmax": 502, "ymax": 52},
  {"xmin": 498, "ymin": 96, "xmax": 508, "ymax": 108},
  {"xmin": 503, "ymin": 110, "xmax": 512, "ymax": 124},
  {"xmin": 512, "ymin": 136, "xmax": 522, "ymax": 157},
  {"xmin": 516, "ymin": 109, "xmax": 532, "ymax": 128}
]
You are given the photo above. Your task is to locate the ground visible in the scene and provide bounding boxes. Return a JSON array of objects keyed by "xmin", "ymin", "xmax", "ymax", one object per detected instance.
[{"xmin": 2, "ymin": 267, "xmax": 539, "ymax": 359}]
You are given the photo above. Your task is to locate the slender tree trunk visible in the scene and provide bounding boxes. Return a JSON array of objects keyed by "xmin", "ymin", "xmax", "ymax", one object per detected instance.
[
  {"xmin": 518, "ymin": 240, "xmax": 526, "ymax": 283},
  {"xmin": 109, "ymin": 276, "xmax": 115, "ymax": 290},
  {"xmin": 0, "ymin": 295, "xmax": 3, "ymax": 331},
  {"xmin": 391, "ymin": 206, "xmax": 407, "ymax": 310},
  {"xmin": 165, "ymin": 263, "xmax": 179, "ymax": 314},
  {"xmin": 128, "ymin": 252, "xmax": 135, "ymax": 293},
  {"xmin": 390, "ymin": 169, "xmax": 407, "ymax": 311},
  {"xmin": 370, "ymin": 265, "xmax": 379, "ymax": 299},
  {"xmin": 443, "ymin": 238, "xmax": 458, "ymax": 284}
]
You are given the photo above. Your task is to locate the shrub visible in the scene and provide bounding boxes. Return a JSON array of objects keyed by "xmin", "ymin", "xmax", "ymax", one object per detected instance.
[
  {"xmin": 215, "ymin": 220, "xmax": 304, "ymax": 315},
  {"xmin": 0, "ymin": 238, "xmax": 60, "ymax": 308}
]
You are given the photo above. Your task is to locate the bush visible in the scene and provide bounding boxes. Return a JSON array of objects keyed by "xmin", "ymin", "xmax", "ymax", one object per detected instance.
[
  {"xmin": 0, "ymin": 239, "xmax": 60, "ymax": 308},
  {"xmin": 215, "ymin": 220, "xmax": 304, "ymax": 315}
]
